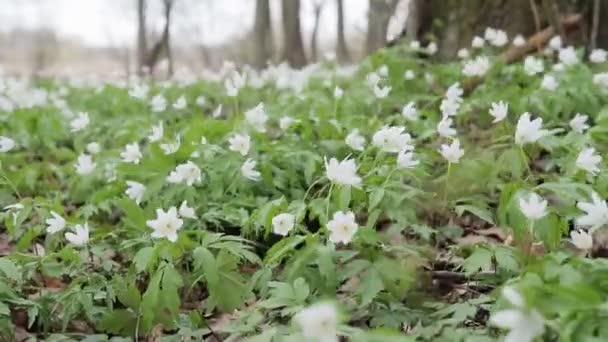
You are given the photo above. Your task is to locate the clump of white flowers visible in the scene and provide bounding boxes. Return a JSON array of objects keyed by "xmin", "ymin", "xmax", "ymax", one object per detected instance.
[
  {"xmin": 372, "ymin": 126, "xmax": 413, "ymax": 153},
  {"xmin": 167, "ymin": 161, "xmax": 202, "ymax": 186},
  {"xmin": 294, "ymin": 302, "xmax": 339, "ymax": 342},
  {"xmin": 463, "ymin": 56, "xmax": 490, "ymax": 77},
  {"xmin": 244, "ymin": 103, "xmax": 268, "ymax": 133},
  {"xmin": 490, "ymin": 287, "xmax": 544, "ymax": 342}
]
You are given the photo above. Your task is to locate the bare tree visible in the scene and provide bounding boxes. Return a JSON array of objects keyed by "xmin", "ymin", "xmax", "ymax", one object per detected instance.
[
  {"xmin": 281, "ymin": 0, "xmax": 307, "ymax": 67},
  {"xmin": 310, "ymin": 0, "xmax": 324, "ymax": 62},
  {"xmin": 336, "ymin": 0, "xmax": 350, "ymax": 63},
  {"xmin": 144, "ymin": 0, "xmax": 175, "ymax": 77},
  {"xmin": 253, "ymin": 0, "xmax": 274, "ymax": 68},
  {"xmin": 366, "ymin": 0, "xmax": 398, "ymax": 54},
  {"xmin": 136, "ymin": 0, "xmax": 147, "ymax": 75}
]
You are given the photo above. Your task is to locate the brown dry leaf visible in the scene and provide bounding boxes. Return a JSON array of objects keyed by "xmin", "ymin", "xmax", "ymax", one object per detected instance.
[
  {"xmin": 146, "ymin": 324, "xmax": 163, "ymax": 342},
  {"xmin": 0, "ymin": 233, "xmax": 12, "ymax": 256},
  {"xmin": 43, "ymin": 277, "xmax": 66, "ymax": 289}
]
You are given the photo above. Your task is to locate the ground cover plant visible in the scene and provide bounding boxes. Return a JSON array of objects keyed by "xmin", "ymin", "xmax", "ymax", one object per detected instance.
[{"xmin": 1, "ymin": 32, "xmax": 608, "ymax": 341}]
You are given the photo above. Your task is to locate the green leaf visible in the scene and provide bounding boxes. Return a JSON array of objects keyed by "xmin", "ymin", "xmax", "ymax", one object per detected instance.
[
  {"xmin": 369, "ymin": 188, "xmax": 385, "ymax": 211},
  {"xmin": 97, "ymin": 309, "xmax": 136, "ymax": 335},
  {"xmin": 133, "ymin": 246, "xmax": 155, "ymax": 273},
  {"xmin": 337, "ymin": 185, "xmax": 351, "ymax": 209},
  {"xmin": 0, "ymin": 258, "xmax": 20, "ymax": 282},
  {"xmin": 455, "ymin": 204, "xmax": 494, "ymax": 225},
  {"xmin": 461, "ymin": 247, "xmax": 493, "ymax": 275},
  {"xmin": 357, "ymin": 267, "xmax": 384, "ymax": 306}
]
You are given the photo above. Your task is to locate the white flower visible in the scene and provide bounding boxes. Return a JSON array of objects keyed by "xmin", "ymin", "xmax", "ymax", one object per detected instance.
[
  {"xmin": 172, "ymin": 95, "xmax": 187, "ymax": 110},
  {"xmin": 515, "ymin": 112, "xmax": 547, "ymax": 145},
  {"xmin": 327, "ymin": 211, "xmax": 358, "ymax": 244},
  {"xmin": 366, "ymin": 72, "xmax": 381, "ymax": 88},
  {"xmin": 397, "ymin": 150, "xmax": 419, "ymax": 169},
  {"xmin": 457, "ymin": 48, "xmax": 470, "ymax": 59},
  {"xmin": 75, "ymin": 153, "xmax": 96, "ymax": 175},
  {"xmin": 404, "ymin": 70, "xmax": 415, "ymax": 80},
  {"xmin": 552, "ymin": 63, "xmax": 565, "ymax": 72},
  {"xmin": 512, "ymin": 34, "xmax": 526, "ymax": 47},
  {"xmin": 437, "ymin": 116, "xmax": 457, "ymax": 138},
  {"xmin": 345, "ymin": 130, "xmax": 365, "ymax": 151},
  {"xmin": 472, "ymin": 36, "xmax": 485, "ymax": 48},
  {"xmin": 409, "ymin": 40, "xmax": 420, "ymax": 50},
  {"xmin": 594, "ymin": 72, "xmax": 608, "ymax": 89},
  {"xmin": 570, "ymin": 230, "xmax": 593, "ymax": 251},
  {"xmin": 523, "ymin": 56, "xmax": 544, "ymax": 76},
  {"xmin": 377, "ymin": 65, "xmax": 389, "ymax": 77},
  {"xmin": 241, "ymin": 158, "xmax": 261, "ymax": 181},
  {"xmin": 490, "ymin": 30, "xmax": 508, "ymax": 47},
  {"xmin": 333, "ymin": 86, "xmax": 343, "ymax": 99},
  {"xmin": 128, "ymin": 84, "xmax": 149, "ymax": 99},
  {"xmin": 440, "ymin": 98, "xmax": 460, "ymax": 117},
  {"xmin": 86, "ymin": 142, "xmax": 101, "ymax": 155},
  {"xmin": 279, "ymin": 116, "xmax": 296, "ymax": 130},
  {"xmin": 401, "ymin": 102, "xmax": 419, "ymax": 120},
  {"xmin": 195, "ymin": 95, "xmax": 206, "ymax": 106},
  {"xmin": 294, "ymin": 303, "xmax": 339, "ymax": 342},
  {"xmin": 147, "ymin": 207, "xmax": 183, "ymax": 242},
  {"xmin": 70, "ymin": 112, "xmax": 89, "ymax": 132},
  {"xmin": 0, "ymin": 136, "xmax": 16, "ymax": 152},
  {"xmin": 484, "ymin": 27, "xmax": 497, "ymax": 41},
  {"xmin": 426, "ymin": 42, "xmax": 438, "ymax": 55},
  {"xmin": 272, "ymin": 213, "xmax": 295, "ymax": 236},
  {"xmin": 148, "ymin": 121, "xmax": 164, "ymax": 142},
  {"xmin": 489, "ymin": 287, "xmax": 544, "ymax": 342},
  {"xmin": 212, "ymin": 104, "xmax": 223, "ymax": 118},
  {"xmin": 372, "ymin": 126, "xmax": 412, "ymax": 153},
  {"xmin": 225, "ymin": 79, "xmax": 239, "ymax": 97},
  {"xmin": 519, "ymin": 192, "xmax": 548, "ymax": 220},
  {"xmin": 569, "ymin": 113, "xmax": 589, "ymax": 133},
  {"xmin": 541, "ymin": 74, "xmax": 558, "ymax": 91},
  {"xmin": 228, "ymin": 134, "xmax": 251, "ymax": 156},
  {"xmin": 373, "ymin": 84, "xmax": 391, "ymax": 99},
  {"xmin": 558, "ymin": 46, "xmax": 578, "ymax": 66},
  {"xmin": 489, "ymin": 101, "xmax": 508, "ymax": 123},
  {"xmin": 160, "ymin": 135, "xmax": 181, "ymax": 155},
  {"xmin": 150, "ymin": 94, "xmax": 167, "ymax": 112},
  {"xmin": 244, "ymin": 103, "xmax": 268, "ymax": 133},
  {"xmin": 549, "ymin": 36, "xmax": 562, "ymax": 50},
  {"xmin": 178, "ymin": 200, "xmax": 196, "ymax": 219},
  {"xmin": 439, "ymin": 139, "xmax": 464, "ymax": 163},
  {"xmin": 120, "ymin": 143, "xmax": 142, "ymax": 164},
  {"xmin": 576, "ymin": 192, "xmax": 608, "ymax": 229},
  {"xmin": 125, "ymin": 181, "xmax": 145, "ymax": 204},
  {"xmin": 167, "ymin": 161, "xmax": 202, "ymax": 186},
  {"xmin": 576, "ymin": 147, "xmax": 602, "ymax": 175},
  {"xmin": 445, "ymin": 83, "xmax": 464, "ymax": 102},
  {"xmin": 65, "ymin": 223, "xmax": 90, "ymax": 246},
  {"xmin": 45, "ymin": 211, "xmax": 66, "ymax": 234},
  {"xmin": 325, "ymin": 157, "xmax": 361, "ymax": 187},
  {"xmin": 590, "ymin": 49, "xmax": 607, "ymax": 64}
]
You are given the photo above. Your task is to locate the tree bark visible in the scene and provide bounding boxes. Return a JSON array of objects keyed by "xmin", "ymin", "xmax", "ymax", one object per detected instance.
[
  {"xmin": 310, "ymin": 1, "xmax": 324, "ymax": 62},
  {"xmin": 253, "ymin": 0, "xmax": 273, "ymax": 68},
  {"xmin": 366, "ymin": 0, "xmax": 398, "ymax": 54},
  {"xmin": 336, "ymin": 0, "xmax": 350, "ymax": 63},
  {"xmin": 281, "ymin": 0, "xmax": 307, "ymax": 67},
  {"xmin": 136, "ymin": 0, "xmax": 147, "ymax": 75}
]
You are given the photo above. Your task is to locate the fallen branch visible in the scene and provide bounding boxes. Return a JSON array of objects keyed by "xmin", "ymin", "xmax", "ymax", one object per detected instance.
[{"xmin": 464, "ymin": 13, "xmax": 582, "ymax": 95}]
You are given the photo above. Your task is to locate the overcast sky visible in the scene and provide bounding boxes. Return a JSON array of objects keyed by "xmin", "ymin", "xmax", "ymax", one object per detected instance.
[{"xmin": 0, "ymin": 0, "xmax": 372, "ymax": 47}]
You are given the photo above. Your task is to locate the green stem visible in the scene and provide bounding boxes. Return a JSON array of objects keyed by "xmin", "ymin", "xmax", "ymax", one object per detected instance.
[
  {"xmin": 326, "ymin": 183, "xmax": 334, "ymax": 221},
  {"xmin": 303, "ymin": 178, "xmax": 322, "ymax": 202},
  {"xmin": 519, "ymin": 145, "xmax": 533, "ymax": 177},
  {"xmin": 443, "ymin": 162, "xmax": 452, "ymax": 205}
]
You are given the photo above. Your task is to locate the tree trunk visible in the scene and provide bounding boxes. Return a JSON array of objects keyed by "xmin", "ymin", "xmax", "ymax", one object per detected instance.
[
  {"xmin": 136, "ymin": 0, "xmax": 147, "ymax": 75},
  {"xmin": 144, "ymin": 0, "xmax": 174, "ymax": 76},
  {"xmin": 595, "ymin": 0, "xmax": 608, "ymax": 48},
  {"xmin": 336, "ymin": 0, "xmax": 350, "ymax": 63},
  {"xmin": 253, "ymin": 0, "xmax": 273, "ymax": 68},
  {"xmin": 366, "ymin": 0, "xmax": 398, "ymax": 54},
  {"xmin": 310, "ymin": 2, "xmax": 324, "ymax": 62},
  {"xmin": 281, "ymin": 0, "xmax": 307, "ymax": 67}
]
